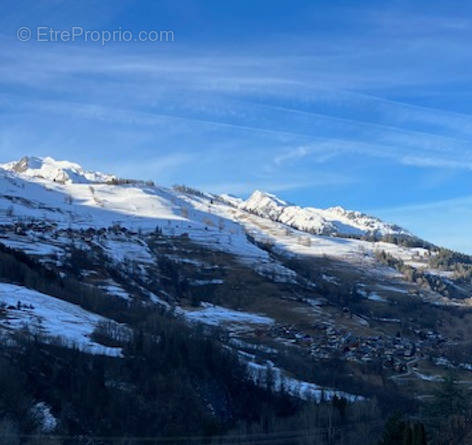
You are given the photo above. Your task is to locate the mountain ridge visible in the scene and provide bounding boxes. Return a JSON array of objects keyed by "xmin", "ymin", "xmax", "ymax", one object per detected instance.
[
  {"xmin": 0, "ymin": 155, "xmax": 414, "ymax": 243},
  {"xmin": 0, "ymin": 155, "xmax": 116, "ymax": 184},
  {"xmin": 240, "ymin": 189, "xmax": 411, "ymax": 239}
]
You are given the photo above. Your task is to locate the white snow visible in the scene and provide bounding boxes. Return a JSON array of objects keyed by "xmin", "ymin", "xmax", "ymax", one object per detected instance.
[
  {"xmin": 1, "ymin": 155, "xmax": 464, "ymax": 394},
  {"xmin": 0, "ymin": 156, "xmax": 421, "ymax": 286},
  {"xmin": 102, "ymin": 283, "xmax": 132, "ymax": 300},
  {"xmin": 219, "ymin": 194, "xmax": 244, "ymax": 207},
  {"xmin": 367, "ymin": 293, "xmax": 387, "ymax": 302},
  {"xmin": 182, "ymin": 303, "xmax": 274, "ymax": 327},
  {"xmin": 240, "ymin": 190, "xmax": 411, "ymax": 238},
  {"xmin": 0, "ymin": 282, "xmax": 122, "ymax": 356},
  {"xmin": 414, "ymin": 372, "xmax": 442, "ymax": 382},
  {"xmin": 190, "ymin": 279, "xmax": 224, "ymax": 286},
  {"xmin": 102, "ymin": 238, "xmax": 155, "ymax": 264},
  {"xmin": 31, "ymin": 402, "xmax": 57, "ymax": 433},
  {"xmin": 247, "ymin": 360, "xmax": 363, "ymax": 402},
  {"xmin": 0, "ymin": 156, "xmax": 115, "ymax": 184},
  {"xmin": 0, "ymin": 164, "xmax": 283, "ymax": 281},
  {"xmin": 0, "ymin": 238, "xmax": 63, "ymax": 257},
  {"xmin": 375, "ymin": 284, "xmax": 409, "ymax": 294},
  {"xmin": 0, "ymin": 155, "xmax": 455, "ymax": 306}
]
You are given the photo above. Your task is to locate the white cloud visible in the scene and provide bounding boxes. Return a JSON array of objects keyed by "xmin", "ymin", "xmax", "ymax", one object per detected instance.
[
  {"xmin": 195, "ymin": 173, "xmax": 356, "ymax": 196},
  {"xmin": 400, "ymin": 156, "xmax": 472, "ymax": 170}
]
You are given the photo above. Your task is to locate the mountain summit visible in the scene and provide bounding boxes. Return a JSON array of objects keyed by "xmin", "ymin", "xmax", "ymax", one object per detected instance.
[
  {"xmin": 0, "ymin": 156, "xmax": 115, "ymax": 184},
  {"xmin": 239, "ymin": 190, "xmax": 410, "ymax": 239}
]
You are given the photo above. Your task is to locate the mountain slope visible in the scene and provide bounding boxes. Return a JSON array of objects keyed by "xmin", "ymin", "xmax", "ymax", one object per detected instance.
[
  {"xmin": 0, "ymin": 282, "xmax": 122, "ymax": 356},
  {"xmin": 0, "ymin": 155, "xmax": 472, "ymax": 408}
]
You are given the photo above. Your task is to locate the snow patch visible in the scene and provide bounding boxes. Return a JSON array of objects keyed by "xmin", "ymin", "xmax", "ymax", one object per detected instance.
[
  {"xmin": 183, "ymin": 303, "xmax": 274, "ymax": 327},
  {"xmin": 31, "ymin": 402, "xmax": 57, "ymax": 433},
  {"xmin": 0, "ymin": 283, "xmax": 122, "ymax": 356},
  {"xmin": 247, "ymin": 360, "xmax": 363, "ymax": 402}
]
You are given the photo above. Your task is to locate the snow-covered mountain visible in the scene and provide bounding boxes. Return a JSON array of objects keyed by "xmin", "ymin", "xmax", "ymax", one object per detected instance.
[
  {"xmin": 239, "ymin": 190, "xmax": 410, "ymax": 238},
  {"xmin": 1, "ymin": 155, "xmax": 471, "ymax": 405},
  {"xmin": 0, "ymin": 156, "xmax": 410, "ymax": 240},
  {"xmin": 0, "ymin": 156, "xmax": 415, "ymax": 264},
  {"xmin": 0, "ymin": 156, "xmax": 115, "ymax": 184}
]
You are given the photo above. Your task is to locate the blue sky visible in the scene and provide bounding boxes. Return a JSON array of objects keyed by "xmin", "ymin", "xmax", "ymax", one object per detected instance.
[{"xmin": 1, "ymin": 0, "xmax": 472, "ymax": 252}]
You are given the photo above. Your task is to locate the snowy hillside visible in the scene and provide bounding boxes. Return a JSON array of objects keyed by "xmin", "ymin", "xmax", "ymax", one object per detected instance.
[
  {"xmin": 0, "ymin": 156, "xmax": 458, "ymax": 286},
  {"xmin": 0, "ymin": 283, "xmax": 122, "ymax": 356},
  {"xmin": 1, "ymin": 155, "xmax": 471, "ymax": 400},
  {"xmin": 0, "ymin": 156, "xmax": 458, "ymax": 290},
  {"xmin": 240, "ymin": 190, "xmax": 411, "ymax": 238},
  {"xmin": 0, "ymin": 156, "xmax": 410, "ymax": 243}
]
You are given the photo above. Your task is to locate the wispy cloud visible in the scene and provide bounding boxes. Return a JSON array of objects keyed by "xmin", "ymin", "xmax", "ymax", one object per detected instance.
[
  {"xmin": 195, "ymin": 173, "xmax": 356, "ymax": 196},
  {"xmin": 371, "ymin": 194, "xmax": 472, "ymax": 214},
  {"xmin": 400, "ymin": 156, "xmax": 472, "ymax": 170},
  {"xmin": 273, "ymin": 146, "xmax": 311, "ymax": 165},
  {"xmin": 1, "ymin": 1, "xmax": 472, "ymax": 251}
]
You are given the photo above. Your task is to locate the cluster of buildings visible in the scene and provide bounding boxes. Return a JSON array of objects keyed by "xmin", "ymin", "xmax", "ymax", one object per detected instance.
[{"xmin": 267, "ymin": 321, "xmax": 448, "ymax": 374}]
